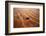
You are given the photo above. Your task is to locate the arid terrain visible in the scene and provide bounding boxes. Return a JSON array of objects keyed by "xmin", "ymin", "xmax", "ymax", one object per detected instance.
[{"xmin": 13, "ymin": 8, "xmax": 39, "ymax": 28}]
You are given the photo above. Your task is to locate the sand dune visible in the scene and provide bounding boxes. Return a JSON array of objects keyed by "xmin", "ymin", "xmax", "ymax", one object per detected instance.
[{"xmin": 13, "ymin": 8, "xmax": 39, "ymax": 28}]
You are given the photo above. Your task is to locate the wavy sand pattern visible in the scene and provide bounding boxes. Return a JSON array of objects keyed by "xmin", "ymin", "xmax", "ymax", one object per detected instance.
[{"xmin": 13, "ymin": 8, "xmax": 39, "ymax": 28}]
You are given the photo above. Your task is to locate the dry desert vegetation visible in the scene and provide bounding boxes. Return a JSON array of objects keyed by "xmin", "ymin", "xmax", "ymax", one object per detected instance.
[{"xmin": 13, "ymin": 8, "xmax": 39, "ymax": 28}]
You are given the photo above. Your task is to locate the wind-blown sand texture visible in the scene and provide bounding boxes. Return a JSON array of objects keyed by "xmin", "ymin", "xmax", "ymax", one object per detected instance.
[{"xmin": 13, "ymin": 8, "xmax": 39, "ymax": 28}]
